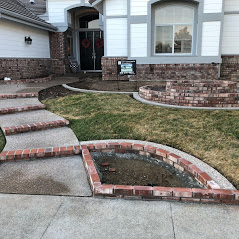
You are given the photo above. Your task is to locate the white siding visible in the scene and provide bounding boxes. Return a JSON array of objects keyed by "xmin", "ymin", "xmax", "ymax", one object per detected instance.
[
  {"xmin": 47, "ymin": 0, "xmax": 84, "ymax": 23},
  {"xmin": 130, "ymin": 24, "xmax": 147, "ymax": 57},
  {"xmin": 203, "ymin": 0, "xmax": 223, "ymax": 13},
  {"xmin": 201, "ymin": 21, "xmax": 221, "ymax": 56},
  {"xmin": 224, "ymin": 0, "xmax": 239, "ymax": 12},
  {"xmin": 105, "ymin": 0, "xmax": 127, "ymax": 16},
  {"xmin": 106, "ymin": 18, "xmax": 127, "ymax": 56},
  {"xmin": 130, "ymin": 0, "xmax": 149, "ymax": 16},
  {"xmin": 0, "ymin": 20, "xmax": 50, "ymax": 58},
  {"xmin": 222, "ymin": 15, "xmax": 239, "ymax": 54}
]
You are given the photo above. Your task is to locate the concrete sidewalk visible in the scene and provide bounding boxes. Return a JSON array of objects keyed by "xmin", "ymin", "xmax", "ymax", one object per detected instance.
[{"xmin": 0, "ymin": 194, "xmax": 238, "ymax": 239}]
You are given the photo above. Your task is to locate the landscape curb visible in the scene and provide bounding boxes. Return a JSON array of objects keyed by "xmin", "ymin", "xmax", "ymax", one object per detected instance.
[{"xmin": 81, "ymin": 141, "xmax": 239, "ymax": 205}]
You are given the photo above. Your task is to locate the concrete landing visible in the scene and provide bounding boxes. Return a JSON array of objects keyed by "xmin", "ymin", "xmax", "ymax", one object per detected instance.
[
  {"xmin": 0, "ymin": 77, "xmax": 79, "ymax": 94},
  {"xmin": 0, "ymin": 98, "xmax": 41, "ymax": 108},
  {"xmin": 0, "ymin": 194, "xmax": 238, "ymax": 239},
  {"xmin": 0, "ymin": 110, "xmax": 65, "ymax": 127},
  {"xmin": 0, "ymin": 156, "xmax": 91, "ymax": 196},
  {"xmin": 4, "ymin": 127, "xmax": 79, "ymax": 150}
]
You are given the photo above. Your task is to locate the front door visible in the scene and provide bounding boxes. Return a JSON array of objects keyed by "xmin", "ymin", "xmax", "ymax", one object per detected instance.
[{"xmin": 79, "ymin": 31, "xmax": 104, "ymax": 71}]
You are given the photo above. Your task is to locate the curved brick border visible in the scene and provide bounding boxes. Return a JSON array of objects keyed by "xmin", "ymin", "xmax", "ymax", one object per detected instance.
[
  {"xmin": 0, "ymin": 104, "xmax": 45, "ymax": 115},
  {"xmin": 81, "ymin": 142, "xmax": 239, "ymax": 205},
  {"xmin": 3, "ymin": 119, "xmax": 69, "ymax": 136},
  {"xmin": 0, "ymin": 145, "xmax": 81, "ymax": 161},
  {"xmin": 0, "ymin": 75, "xmax": 53, "ymax": 85},
  {"xmin": 139, "ymin": 80, "xmax": 239, "ymax": 108},
  {"xmin": 0, "ymin": 93, "xmax": 38, "ymax": 99}
]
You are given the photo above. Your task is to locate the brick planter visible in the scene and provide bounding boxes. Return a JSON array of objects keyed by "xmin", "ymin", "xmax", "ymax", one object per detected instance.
[
  {"xmin": 81, "ymin": 141, "xmax": 239, "ymax": 205},
  {"xmin": 139, "ymin": 80, "xmax": 239, "ymax": 107}
]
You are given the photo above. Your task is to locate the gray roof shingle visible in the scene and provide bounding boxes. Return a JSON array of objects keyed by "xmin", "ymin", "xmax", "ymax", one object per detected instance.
[{"xmin": 0, "ymin": 0, "xmax": 57, "ymax": 31}]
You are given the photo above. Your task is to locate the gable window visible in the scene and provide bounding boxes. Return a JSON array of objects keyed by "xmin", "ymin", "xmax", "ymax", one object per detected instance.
[{"xmin": 155, "ymin": 4, "xmax": 194, "ymax": 55}]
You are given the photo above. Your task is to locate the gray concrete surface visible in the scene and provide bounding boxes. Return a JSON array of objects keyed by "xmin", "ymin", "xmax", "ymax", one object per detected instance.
[
  {"xmin": 133, "ymin": 92, "xmax": 239, "ymax": 110},
  {"xmin": 4, "ymin": 127, "xmax": 79, "ymax": 150},
  {"xmin": 0, "ymin": 110, "xmax": 65, "ymax": 127},
  {"xmin": 81, "ymin": 140, "xmax": 235, "ymax": 190},
  {"xmin": 0, "ymin": 98, "xmax": 42, "ymax": 108},
  {"xmin": 0, "ymin": 77, "xmax": 79, "ymax": 94},
  {"xmin": 171, "ymin": 202, "xmax": 239, "ymax": 239},
  {"xmin": 0, "ymin": 156, "xmax": 92, "ymax": 196},
  {"xmin": 0, "ymin": 194, "xmax": 238, "ymax": 239}
]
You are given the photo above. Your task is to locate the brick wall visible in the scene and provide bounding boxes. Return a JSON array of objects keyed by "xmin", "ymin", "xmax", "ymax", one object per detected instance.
[
  {"xmin": 49, "ymin": 32, "xmax": 70, "ymax": 75},
  {"xmin": 0, "ymin": 58, "xmax": 52, "ymax": 80},
  {"xmin": 139, "ymin": 80, "xmax": 239, "ymax": 107},
  {"xmin": 0, "ymin": 32, "xmax": 70, "ymax": 81},
  {"xmin": 102, "ymin": 57, "xmax": 219, "ymax": 81},
  {"xmin": 102, "ymin": 57, "xmax": 128, "ymax": 81},
  {"xmin": 220, "ymin": 56, "xmax": 239, "ymax": 82}
]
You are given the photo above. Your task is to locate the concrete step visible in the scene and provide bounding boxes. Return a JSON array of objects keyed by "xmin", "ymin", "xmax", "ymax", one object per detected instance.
[
  {"xmin": 0, "ymin": 109, "xmax": 66, "ymax": 128},
  {"xmin": 0, "ymin": 156, "xmax": 92, "ymax": 196},
  {"xmin": 0, "ymin": 98, "xmax": 41, "ymax": 108},
  {"xmin": 3, "ymin": 119, "xmax": 69, "ymax": 136},
  {"xmin": 3, "ymin": 127, "xmax": 79, "ymax": 151},
  {"xmin": 0, "ymin": 104, "xmax": 45, "ymax": 115},
  {"xmin": 0, "ymin": 145, "xmax": 81, "ymax": 161},
  {"xmin": 0, "ymin": 93, "xmax": 38, "ymax": 99}
]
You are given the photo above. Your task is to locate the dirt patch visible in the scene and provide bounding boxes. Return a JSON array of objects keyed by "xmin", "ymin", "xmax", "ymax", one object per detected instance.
[
  {"xmin": 68, "ymin": 77, "xmax": 166, "ymax": 92},
  {"xmin": 92, "ymin": 152, "xmax": 203, "ymax": 188},
  {"xmin": 39, "ymin": 85, "xmax": 80, "ymax": 100}
]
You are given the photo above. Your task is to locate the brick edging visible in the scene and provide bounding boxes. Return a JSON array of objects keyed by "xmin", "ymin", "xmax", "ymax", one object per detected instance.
[
  {"xmin": 3, "ymin": 119, "xmax": 69, "ymax": 136},
  {"xmin": 0, "ymin": 104, "xmax": 45, "ymax": 115},
  {"xmin": 0, "ymin": 93, "xmax": 38, "ymax": 99},
  {"xmin": 0, "ymin": 75, "xmax": 53, "ymax": 85},
  {"xmin": 81, "ymin": 142, "xmax": 239, "ymax": 205},
  {"xmin": 139, "ymin": 80, "xmax": 239, "ymax": 108},
  {"xmin": 0, "ymin": 145, "xmax": 81, "ymax": 161}
]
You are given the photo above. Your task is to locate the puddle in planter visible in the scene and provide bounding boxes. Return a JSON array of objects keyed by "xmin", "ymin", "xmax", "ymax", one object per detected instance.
[{"xmin": 91, "ymin": 152, "xmax": 203, "ymax": 188}]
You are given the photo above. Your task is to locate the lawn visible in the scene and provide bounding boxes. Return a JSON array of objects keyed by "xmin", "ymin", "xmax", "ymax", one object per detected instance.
[
  {"xmin": 43, "ymin": 93, "xmax": 239, "ymax": 189},
  {"xmin": 0, "ymin": 129, "xmax": 5, "ymax": 153}
]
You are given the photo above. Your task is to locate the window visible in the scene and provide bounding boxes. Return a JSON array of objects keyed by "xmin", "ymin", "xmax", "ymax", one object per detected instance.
[
  {"xmin": 155, "ymin": 4, "xmax": 194, "ymax": 55},
  {"xmin": 79, "ymin": 14, "xmax": 99, "ymax": 29}
]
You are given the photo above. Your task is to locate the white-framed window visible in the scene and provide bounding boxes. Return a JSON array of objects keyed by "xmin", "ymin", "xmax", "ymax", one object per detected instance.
[{"xmin": 154, "ymin": 3, "xmax": 194, "ymax": 55}]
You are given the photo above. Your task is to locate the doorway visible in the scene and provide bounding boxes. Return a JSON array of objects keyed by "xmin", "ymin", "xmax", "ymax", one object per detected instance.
[{"xmin": 79, "ymin": 30, "xmax": 104, "ymax": 71}]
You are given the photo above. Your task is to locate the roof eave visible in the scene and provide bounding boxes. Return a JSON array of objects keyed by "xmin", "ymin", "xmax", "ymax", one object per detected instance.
[{"xmin": 0, "ymin": 9, "xmax": 57, "ymax": 32}]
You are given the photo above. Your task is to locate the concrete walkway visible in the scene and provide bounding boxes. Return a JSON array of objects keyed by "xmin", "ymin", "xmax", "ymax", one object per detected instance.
[{"xmin": 0, "ymin": 76, "xmax": 238, "ymax": 239}]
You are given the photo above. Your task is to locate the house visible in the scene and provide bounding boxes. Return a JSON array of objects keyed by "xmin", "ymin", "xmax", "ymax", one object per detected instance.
[{"xmin": 0, "ymin": 0, "xmax": 239, "ymax": 82}]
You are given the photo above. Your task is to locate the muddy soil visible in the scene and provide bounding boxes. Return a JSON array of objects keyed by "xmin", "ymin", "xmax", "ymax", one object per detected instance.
[{"xmin": 92, "ymin": 152, "xmax": 203, "ymax": 188}]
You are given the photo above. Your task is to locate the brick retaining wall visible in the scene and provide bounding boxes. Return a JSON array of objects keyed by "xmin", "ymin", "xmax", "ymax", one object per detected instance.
[
  {"xmin": 102, "ymin": 57, "xmax": 219, "ymax": 81},
  {"xmin": 139, "ymin": 80, "xmax": 239, "ymax": 107}
]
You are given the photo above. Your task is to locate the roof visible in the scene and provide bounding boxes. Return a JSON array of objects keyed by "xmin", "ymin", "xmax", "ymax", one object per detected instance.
[
  {"xmin": 19, "ymin": 0, "xmax": 46, "ymax": 15},
  {"xmin": 0, "ymin": 0, "xmax": 57, "ymax": 31}
]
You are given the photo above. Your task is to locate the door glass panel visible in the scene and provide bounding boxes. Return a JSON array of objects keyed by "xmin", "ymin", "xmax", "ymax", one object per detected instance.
[
  {"xmin": 79, "ymin": 31, "xmax": 94, "ymax": 70},
  {"xmin": 94, "ymin": 31, "xmax": 104, "ymax": 70}
]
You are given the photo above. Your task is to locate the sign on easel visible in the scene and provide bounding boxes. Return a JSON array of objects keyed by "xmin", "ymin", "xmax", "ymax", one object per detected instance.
[{"xmin": 117, "ymin": 60, "xmax": 136, "ymax": 76}]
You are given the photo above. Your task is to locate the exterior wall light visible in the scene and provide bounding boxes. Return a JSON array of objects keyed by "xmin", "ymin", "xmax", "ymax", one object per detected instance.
[{"xmin": 25, "ymin": 36, "xmax": 32, "ymax": 45}]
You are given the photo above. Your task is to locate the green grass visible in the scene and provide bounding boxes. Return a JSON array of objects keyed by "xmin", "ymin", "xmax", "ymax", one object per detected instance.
[
  {"xmin": 0, "ymin": 129, "xmax": 6, "ymax": 153},
  {"xmin": 43, "ymin": 93, "xmax": 239, "ymax": 189}
]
